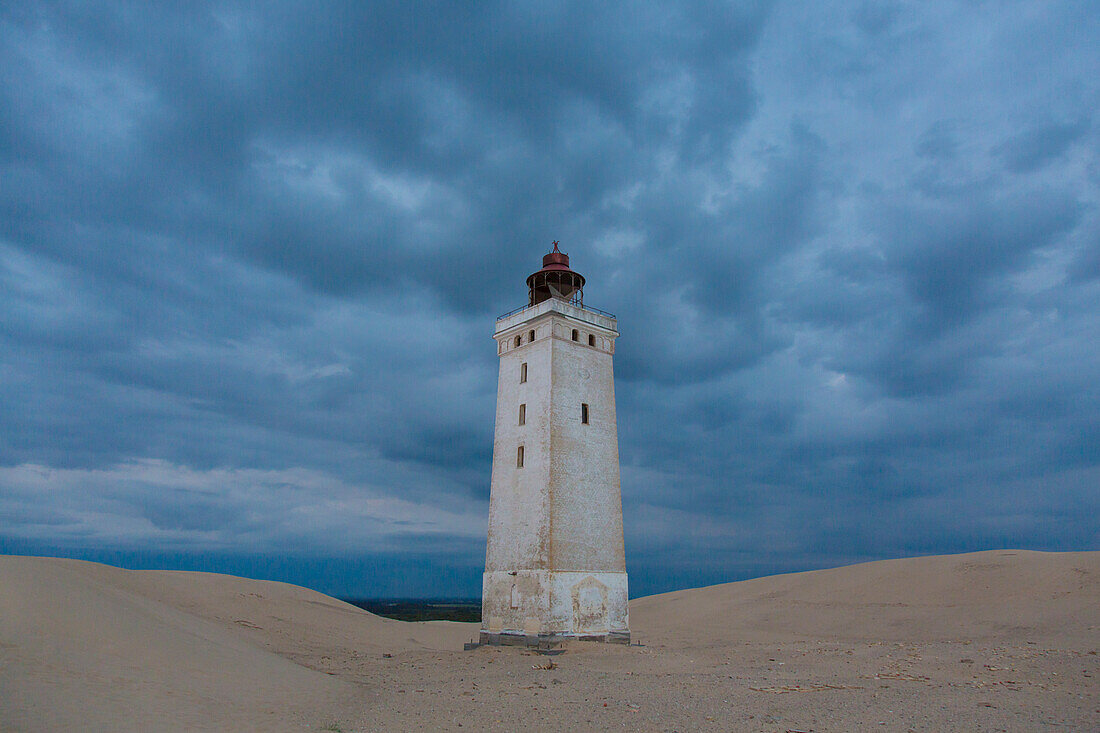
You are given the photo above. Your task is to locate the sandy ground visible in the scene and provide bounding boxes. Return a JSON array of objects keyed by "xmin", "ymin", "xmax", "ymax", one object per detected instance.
[{"xmin": 1, "ymin": 550, "xmax": 1096, "ymax": 732}]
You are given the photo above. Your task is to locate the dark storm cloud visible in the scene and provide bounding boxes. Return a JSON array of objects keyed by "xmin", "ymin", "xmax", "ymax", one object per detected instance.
[
  {"xmin": 1, "ymin": 1, "xmax": 1098, "ymax": 595},
  {"xmin": 995, "ymin": 118, "xmax": 1090, "ymax": 174}
]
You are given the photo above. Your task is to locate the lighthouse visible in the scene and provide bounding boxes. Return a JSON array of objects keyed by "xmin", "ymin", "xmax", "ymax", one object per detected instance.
[{"xmin": 480, "ymin": 243, "xmax": 629, "ymax": 645}]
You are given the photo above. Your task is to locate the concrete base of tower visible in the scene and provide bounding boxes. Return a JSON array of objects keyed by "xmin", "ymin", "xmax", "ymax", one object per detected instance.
[
  {"xmin": 477, "ymin": 630, "xmax": 630, "ymax": 647},
  {"xmin": 481, "ymin": 569, "xmax": 629, "ymax": 642}
]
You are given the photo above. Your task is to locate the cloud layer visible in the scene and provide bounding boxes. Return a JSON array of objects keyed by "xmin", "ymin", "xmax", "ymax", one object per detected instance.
[{"xmin": 2, "ymin": 1, "xmax": 1098, "ymax": 596}]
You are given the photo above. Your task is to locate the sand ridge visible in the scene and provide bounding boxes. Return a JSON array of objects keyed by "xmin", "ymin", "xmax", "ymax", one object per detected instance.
[
  {"xmin": 631, "ymin": 549, "xmax": 1099, "ymax": 645},
  {"xmin": 1, "ymin": 550, "xmax": 1097, "ymax": 731}
]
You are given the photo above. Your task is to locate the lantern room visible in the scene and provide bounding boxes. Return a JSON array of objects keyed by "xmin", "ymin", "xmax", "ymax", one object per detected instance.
[{"xmin": 526, "ymin": 241, "xmax": 585, "ymax": 307}]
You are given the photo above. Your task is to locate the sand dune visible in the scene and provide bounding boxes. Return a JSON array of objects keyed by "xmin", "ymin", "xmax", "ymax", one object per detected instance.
[
  {"xmin": 632, "ymin": 550, "xmax": 1099, "ymax": 645},
  {"xmin": 0, "ymin": 556, "xmax": 474, "ymax": 731},
  {"xmin": 1, "ymin": 550, "xmax": 1096, "ymax": 731}
]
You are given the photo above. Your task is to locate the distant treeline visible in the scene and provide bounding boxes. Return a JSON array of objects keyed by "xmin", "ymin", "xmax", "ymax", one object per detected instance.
[{"xmin": 343, "ymin": 598, "xmax": 481, "ymax": 623}]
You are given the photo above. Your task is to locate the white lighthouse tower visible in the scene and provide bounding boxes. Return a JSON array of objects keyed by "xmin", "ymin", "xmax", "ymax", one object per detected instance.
[{"xmin": 481, "ymin": 243, "xmax": 629, "ymax": 645}]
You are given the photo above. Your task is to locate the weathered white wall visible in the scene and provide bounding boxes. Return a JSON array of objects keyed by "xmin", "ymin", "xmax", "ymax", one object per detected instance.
[
  {"xmin": 482, "ymin": 299, "xmax": 629, "ymax": 639},
  {"xmin": 548, "ymin": 327, "xmax": 624, "ymax": 573},
  {"xmin": 485, "ymin": 317, "xmax": 552, "ymax": 572}
]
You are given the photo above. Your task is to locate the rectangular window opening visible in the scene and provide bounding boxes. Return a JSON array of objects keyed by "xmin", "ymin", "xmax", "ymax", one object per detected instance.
[
  {"xmin": 588, "ymin": 334, "xmax": 595, "ymax": 346},
  {"xmin": 520, "ymin": 362, "xmax": 527, "ymax": 383},
  {"xmin": 581, "ymin": 403, "xmax": 589, "ymax": 424},
  {"xmin": 518, "ymin": 403, "xmax": 526, "ymax": 425},
  {"xmin": 516, "ymin": 445, "xmax": 524, "ymax": 468}
]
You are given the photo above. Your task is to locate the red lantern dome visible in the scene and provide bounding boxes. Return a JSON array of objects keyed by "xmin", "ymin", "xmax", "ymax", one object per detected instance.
[{"xmin": 526, "ymin": 241, "xmax": 585, "ymax": 307}]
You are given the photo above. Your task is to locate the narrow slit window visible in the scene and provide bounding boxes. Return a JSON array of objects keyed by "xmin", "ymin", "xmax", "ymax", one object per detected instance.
[
  {"xmin": 528, "ymin": 329, "xmax": 535, "ymax": 342},
  {"xmin": 520, "ymin": 362, "xmax": 527, "ymax": 383},
  {"xmin": 518, "ymin": 403, "xmax": 526, "ymax": 425},
  {"xmin": 571, "ymin": 329, "xmax": 579, "ymax": 341},
  {"xmin": 514, "ymin": 335, "xmax": 521, "ymax": 347},
  {"xmin": 581, "ymin": 403, "xmax": 589, "ymax": 424},
  {"xmin": 588, "ymin": 334, "xmax": 595, "ymax": 346},
  {"xmin": 516, "ymin": 445, "xmax": 524, "ymax": 468}
]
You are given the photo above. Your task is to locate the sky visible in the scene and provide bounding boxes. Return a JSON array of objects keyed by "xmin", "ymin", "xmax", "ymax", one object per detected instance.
[{"xmin": 1, "ymin": 1, "xmax": 1098, "ymax": 599}]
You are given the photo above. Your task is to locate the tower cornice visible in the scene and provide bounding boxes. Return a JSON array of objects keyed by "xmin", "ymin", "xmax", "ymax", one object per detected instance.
[{"xmin": 495, "ymin": 298, "xmax": 617, "ymax": 338}]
